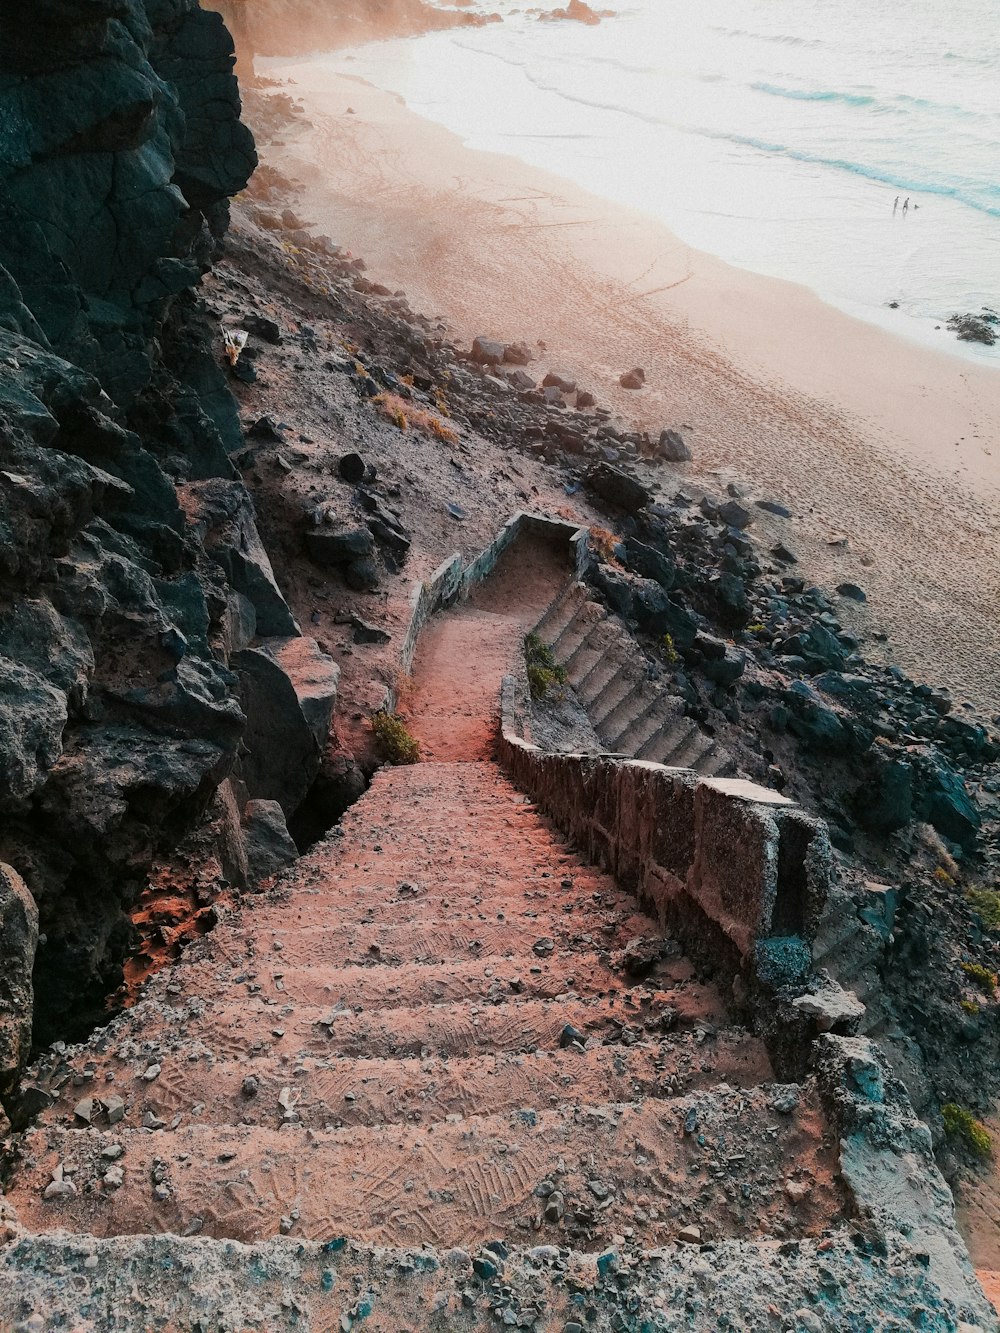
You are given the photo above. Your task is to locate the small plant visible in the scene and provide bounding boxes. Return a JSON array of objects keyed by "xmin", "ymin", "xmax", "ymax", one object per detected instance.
[
  {"xmin": 372, "ymin": 391, "xmax": 458, "ymax": 443},
  {"xmin": 589, "ymin": 525, "xmax": 619, "ymax": 563},
  {"xmin": 660, "ymin": 632, "xmax": 679, "ymax": 666},
  {"xmin": 960, "ymin": 961, "xmax": 998, "ymax": 996},
  {"xmin": 524, "ymin": 633, "xmax": 568, "ymax": 701},
  {"xmin": 942, "ymin": 1103, "xmax": 993, "ymax": 1158},
  {"xmin": 369, "ymin": 711, "xmax": 420, "ymax": 765},
  {"xmin": 960, "ymin": 1000, "xmax": 980, "ymax": 1015},
  {"xmin": 746, "ymin": 622, "xmax": 766, "ymax": 634},
  {"xmin": 934, "ymin": 865, "xmax": 955, "ymax": 886},
  {"xmin": 967, "ymin": 887, "xmax": 1000, "ymax": 931}
]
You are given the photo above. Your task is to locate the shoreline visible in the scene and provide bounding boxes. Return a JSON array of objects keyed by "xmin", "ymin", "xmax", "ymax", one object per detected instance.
[{"xmin": 260, "ymin": 57, "xmax": 1000, "ymax": 708}]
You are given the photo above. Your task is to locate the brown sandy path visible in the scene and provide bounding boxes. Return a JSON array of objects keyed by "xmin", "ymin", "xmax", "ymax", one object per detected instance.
[
  {"xmin": 407, "ymin": 535, "xmax": 571, "ymax": 759},
  {"xmin": 262, "ymin": 65, "xmax": 1000, "ymax": 710}
]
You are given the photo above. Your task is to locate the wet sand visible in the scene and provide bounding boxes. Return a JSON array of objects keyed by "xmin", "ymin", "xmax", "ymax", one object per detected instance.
[{"xmin": 261, "ymin": 58, "xmax": 1000, "ymax": 710}]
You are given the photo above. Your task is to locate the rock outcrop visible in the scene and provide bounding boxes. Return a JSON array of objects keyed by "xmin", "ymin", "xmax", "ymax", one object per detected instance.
[{"xmin": 0, "ymin": 2, "xmax": 336, "ymax": 1074}]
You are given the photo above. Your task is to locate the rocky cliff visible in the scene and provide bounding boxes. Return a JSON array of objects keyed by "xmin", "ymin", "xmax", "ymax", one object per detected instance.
[{"xmin": 0, "ymin": 0, "xmax": 326, "ymax": 1087}]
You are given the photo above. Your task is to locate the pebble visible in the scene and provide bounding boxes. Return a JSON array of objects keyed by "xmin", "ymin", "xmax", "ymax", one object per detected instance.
[
  {"xmin": 102, "ymin": 1166, "xmax": 124, "ymax": 1190},
  {"xmin": 142, "ymin": 1064, "xmax": 161, "ymax": 1082}
]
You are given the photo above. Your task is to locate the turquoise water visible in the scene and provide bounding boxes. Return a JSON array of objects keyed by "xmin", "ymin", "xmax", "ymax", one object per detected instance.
[{"xmin": 312, "ymin": 0, "xmax": 1000, "ymax": 362}]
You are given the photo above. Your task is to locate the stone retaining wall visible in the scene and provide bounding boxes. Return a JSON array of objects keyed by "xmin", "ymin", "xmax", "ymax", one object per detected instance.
[
  {"xmin": 498, "ymin": 675, "xmax": 831, "ymax": 968},
  {"xmin": 398, "ymin": 512, "xmax": 588, "ymax": 677}
]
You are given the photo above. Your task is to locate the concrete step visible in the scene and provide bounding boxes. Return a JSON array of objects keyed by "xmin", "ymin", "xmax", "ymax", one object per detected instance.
[
  {"xmin": 172, "ymin": 947, "xmax": 656, "ymax": 1012},
  {"xmin": 249, "ymin": 909, "xmax": 655, "ymax": 968},
  {"xmin": 575, "ymin": 651, "xmax": 623, "ymax": 708},
  {"xmin": 594, "ymin": 679, "xmax": 651, "ymax": 745},
  {"xmin": 587, "ymin": 664, "xmax": 645, "ymax": 728},
  {"xmin": 549, "ymin": 602, "xmax": 596, "ymax": 662},
  {"xmin": 532, "ymin": 582, "xmax": 584, "ymax": 647},
  {"xmin": 12, "ymin": 1086, "xmax": 840, "ymax": 1250},
  {"xmin": 35, "ymin": 1033, "xmax": 772, "ymax": 1136},
  {"xmin": 612, "ymin": 696, "xmax": 684, "ymax": 758},
  {"xmin": 104, "ymin": 977, "xmax": 735, "ymax": 1065},
  {"xmin": 640, "ymin": 718, "xmax": 695, "ymax": 767}
]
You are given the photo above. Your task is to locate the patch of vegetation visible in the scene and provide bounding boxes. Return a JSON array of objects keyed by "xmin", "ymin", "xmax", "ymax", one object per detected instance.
[
  {"xmin": 942, "ymin": 1103, "xmax": 993, "ymax": 1158},
  {"xmin": 369, "ymin": 711, "xmax": 420, "ymax": 765},
  {"xmin": 588, "ymin": 525, "xmax": 619, "ymax": 563},
  {"xmin": 960, "ymin": 961, "xmax": 998, "ymax": 996},
  {"xmin": 660, "ymin": 632, "xmax": 679, "ymax": 665},
  {"xmin": 960, "ymin": 999, "xmax": 981, "ymax": 1016},
  {"xmin": 967, "ymin": 887, "xmax": 1000, "ymax": 931},
  {"xmin": 934, "ymin": 865, "xmax": 954, "ymax": 886},
  {"xmin": 525, "ymin": 632, "xmax": 568, "ymax": 701},
  {"xmin": 372, "ymin": 391, "xmax": 458, "ymax": 443}
]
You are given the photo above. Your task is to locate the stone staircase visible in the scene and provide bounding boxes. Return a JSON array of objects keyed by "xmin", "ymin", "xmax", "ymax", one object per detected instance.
[
  {"xmin": 5, "ymin": 762, "xmax": 840, "ymax": 1260},
  {"xmin": 3, "ymin": 558, "xmax": 995, "ymax": 1329},
  {"xmin": 531, "ymin": 583, "xmax": 734, "ymax": 776}
]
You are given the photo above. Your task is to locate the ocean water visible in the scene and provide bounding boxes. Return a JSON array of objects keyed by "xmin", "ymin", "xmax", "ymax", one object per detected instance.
[{"xmin": 311, "ymin": 0, "xmax": 1000, "ymax": 363}]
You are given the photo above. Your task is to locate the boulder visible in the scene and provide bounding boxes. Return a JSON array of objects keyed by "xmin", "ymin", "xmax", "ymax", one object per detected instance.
[
  {"xmin": 777, "ymin": 624, "xmax": 847, "ymax": 673},
  {"xmin": 183, "ymin": 479, "xmax": 297, "ymax": 637},
  {"xmin": 702, "ymin": 644, "xmax": 746, "ymax": 688},
  {"xmin": 0, "ymin": 864, "xmax": 38, "ymax": 1094},
  {"xmin": 507, "ymin": 369, "xmax": 536, "ymax": 392},
  {"xmin": 756, "ymin": 499, "xmax": 793, "ymax": 518},
  {"xmin": 917, "ymin": 756, "xmax": 981, "ymax": 848},
  {"xmin": 471, "ymin": 337, "xmax": 505, "ymax": 366},
  {"xmin": 622, "ymin": 537, "xmax": 675, "ymax": 589},
  {"xmin": 502, "ymin": 342, "xmax": 531, "ymax": 366},
  {"xmin": 242, "ymin": 799, "xmax": 299, "ymax": 884},
  {"xmin": 837, "ymin": 582, "xmax": 867, "ymax": 603},
  {"xmin": 304, "ymin": 526, "xmax": 376, "ymax": 567},
  {"xmin": 782, "ymin": 681, "xmax": 851, "ymax": 752},
  {"xmin": 233, "ymin": 637, "xmax": 340, "ymax": 815},
  {"xmin": 708, "ymin": 572, "xmax": 750, "ymax": 626},
  {"xmin": 586, "ymin": 463, "xmax": 651, "ymax": 515},
  {"xmin": 542, "ymin": 370, "xmax": 577, "ymax": 393},
  {"xmin": 338, "ymin": 452, "xmax": 366, "ymax": 484},
  {"xmin": 657, "ymin": 429, "xmax": 692, "ymax": 462},
  {"xmin": 619, "ymin": 367, "xmax": 645, "ymax": 390},
  {"xmin": 719, "ymin": 499, "xmax": 752, "ymax": 530}
]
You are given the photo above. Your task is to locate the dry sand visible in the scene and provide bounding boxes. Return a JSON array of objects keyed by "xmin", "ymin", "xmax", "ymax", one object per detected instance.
[{"xmin": 260, "ymin": 60, "xmax": 1000, "ymax": 711}]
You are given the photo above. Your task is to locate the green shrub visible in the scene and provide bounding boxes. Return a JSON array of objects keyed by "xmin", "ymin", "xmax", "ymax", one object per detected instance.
[
  {"xmin": 961, "ymin": 961, "xmax": 998, "ymax": 995},
  {"xmin": 960, "ymin": 999, "xmax": 980, "ymax": 1016},
  {"xmin": 966, "ymin": 887, "xmax": 1000, "ymax": 931},
  {"xmin": 525, "ymin": 633, "xmax": 568, "ymax": 701},
  {"xmin": 660, "ymin": 632, "xmax": 679, "ymax": 665},
  {"xmin": 369, "ymin": 711, "xmax": 420, "ymax": 764},
  {"xmin": 942, "ymin": 1103, "xmax": 993, "ymax": 1158}
]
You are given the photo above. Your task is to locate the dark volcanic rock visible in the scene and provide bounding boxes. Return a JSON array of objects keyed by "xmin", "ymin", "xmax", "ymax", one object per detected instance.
[
  {"xmin": 657, "ymin": 429, "xmax": 692, "ymax": 462},
  {"xmin": 0, "ymin": 1, "xmax": 263, "ymax": 1047},
  {"xmin": 242, "ymin": 799, "xmax": 299, "ymax": 884},
  {"xmin": 0, "ymin": 864, "xmax": 38, "ymax": 1095},
  {"xmin": 586, "ymin": 463, "xmax": 650, "ymax": 515},
  {"xmin": 0, "ymin": 0, "xmax": 256, "ymax": 403},
  {"xmin": 305, "ymin": 526, "xmax": 376, "ymax": 567},
  {"xmin": 233, "ymin": 638, "xmax": 339, "ymax": 816}
]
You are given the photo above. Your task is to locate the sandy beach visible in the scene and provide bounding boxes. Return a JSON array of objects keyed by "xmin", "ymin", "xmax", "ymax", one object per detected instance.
[{"xmin": 261, "ymin": 57, "xmax": 1000, "ymax": 709}]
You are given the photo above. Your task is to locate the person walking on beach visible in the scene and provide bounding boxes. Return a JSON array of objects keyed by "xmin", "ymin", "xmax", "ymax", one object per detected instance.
[
  {"xmin": 902, "ymin": 196, "xmax": 910, "ymax": 217},
  {"xmin": 893, "ymin": 195, "xmax": 899, "ymax": 216}
]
